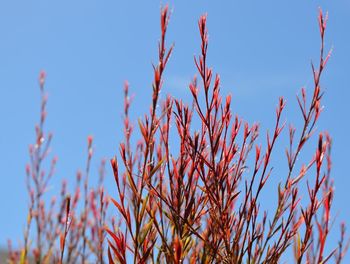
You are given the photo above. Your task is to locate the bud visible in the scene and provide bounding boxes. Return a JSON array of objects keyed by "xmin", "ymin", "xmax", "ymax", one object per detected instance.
[{"xmin": 39, "ymin": 70, "xmax": 46, "ymax": 89}]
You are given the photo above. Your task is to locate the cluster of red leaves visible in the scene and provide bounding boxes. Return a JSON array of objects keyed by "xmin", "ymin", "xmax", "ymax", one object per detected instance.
[
  {"xmin": 106, "ymin": 6, "xmax": 349, "ymax": 264},
  {"xmin": 7, "ymin": 5, "xmax": 349, "ymax": 264}
]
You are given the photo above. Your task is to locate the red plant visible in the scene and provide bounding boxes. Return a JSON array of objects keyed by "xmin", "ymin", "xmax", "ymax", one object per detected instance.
[
  {"xmin": 7, "ymin": 72, "xmax": 109, "ymax": 264},
  {"xmin": 106, "ymin": 5, "xmax": 349, "ymax": 264},
  {"xmin": 7, "ymin": 4, "xmax": 349, "ymax": 264}
]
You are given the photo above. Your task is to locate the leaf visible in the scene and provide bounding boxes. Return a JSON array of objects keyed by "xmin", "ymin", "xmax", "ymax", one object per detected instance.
[
  {"xmin": 107, "ymin": 239, "xmax": 125, "ymax": 264},
  {"xmin": 138, "ymin": 219, "xmax": 154, "ymax": 245},
  {"xmin": 105, "ymin": 228, "xmax": 119, "ymax": 244},
  {"xmin": 60, "ymin": 233, "xmax": 64, "ymax": 252},
  {"xmin": 149, "ymin": 158, "xmax": 165, "ymax": 178},
  {"xmin": 108, "ymin": 247, "xmax": 115, "ymax": 264},
  {"xmin": 139, "ymin": 194, "xmax": 149, "ymax": 223},
  {"xmin": 126, "ymin": 171, "xmax": 138, "ymax": 196}
]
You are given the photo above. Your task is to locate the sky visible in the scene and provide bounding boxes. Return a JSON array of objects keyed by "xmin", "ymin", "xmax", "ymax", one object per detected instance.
[{"xmin": 0, "ymin": 0, "xmax": 349, "ymax": 260}]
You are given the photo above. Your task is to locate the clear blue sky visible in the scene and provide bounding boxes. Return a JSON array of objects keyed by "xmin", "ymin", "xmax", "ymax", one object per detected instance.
[{"xmin": 0, "ymin": 0, "xmax": 349, "ymax": 259}]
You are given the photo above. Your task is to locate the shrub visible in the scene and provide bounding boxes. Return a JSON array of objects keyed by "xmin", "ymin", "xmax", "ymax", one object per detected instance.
[
  {"xmin": 7, "ymin": 71, "xmax": 108, "ymax": 264},
  {"xmin": 7, "ymin": 5, "xmax": 349, "ymax": 264}
]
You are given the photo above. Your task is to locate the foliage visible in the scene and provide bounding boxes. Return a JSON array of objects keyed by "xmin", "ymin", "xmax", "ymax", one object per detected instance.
[{"xmin": 7, "ymin": 5, "xmax": 349, "ymax": 264}]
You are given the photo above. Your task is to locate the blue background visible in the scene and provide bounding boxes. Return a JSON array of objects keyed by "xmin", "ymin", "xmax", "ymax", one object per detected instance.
[{"xmin": 0, "ymin": 0, "xmax": 349, "ymax": 260}]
